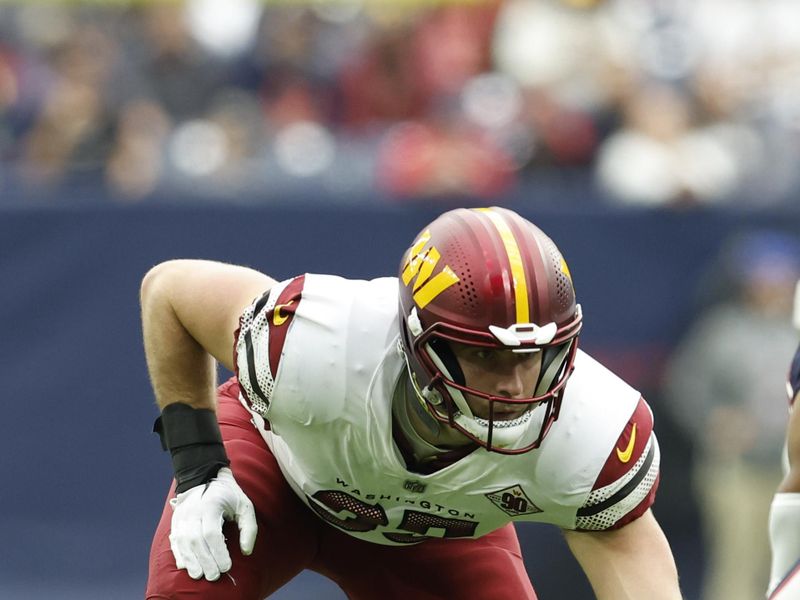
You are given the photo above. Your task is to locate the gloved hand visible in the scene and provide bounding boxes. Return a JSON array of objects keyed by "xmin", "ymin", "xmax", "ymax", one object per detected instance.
[{"xmin": 168, "ymin": 467, "xmax": 258, "ymax": 581}]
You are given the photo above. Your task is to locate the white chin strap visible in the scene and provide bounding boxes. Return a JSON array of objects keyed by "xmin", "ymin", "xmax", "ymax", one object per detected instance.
[{"xmin": 452, "ymin": 406, "xmax": 542, "ymax": 449}]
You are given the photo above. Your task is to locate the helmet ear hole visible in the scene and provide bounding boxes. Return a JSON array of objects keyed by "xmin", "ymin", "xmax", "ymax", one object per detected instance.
[{"xmin": 428, "ymin": 338, "xmax": 465, "ymax": 386}]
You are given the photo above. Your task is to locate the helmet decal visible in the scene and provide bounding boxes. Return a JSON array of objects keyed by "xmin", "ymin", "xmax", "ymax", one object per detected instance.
[
  {"xmin": 560, "ymin": 256, "xmax": 572, "ymax": 281},
  {"xmin": 401, "ymin": 229, "xmax": 460, "ymax": 309}
]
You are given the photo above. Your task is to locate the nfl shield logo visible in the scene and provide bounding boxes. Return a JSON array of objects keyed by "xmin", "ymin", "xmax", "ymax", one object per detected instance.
[{"xmin": 403, "ymin": 480, "xmax": 426, "ymax": 494}]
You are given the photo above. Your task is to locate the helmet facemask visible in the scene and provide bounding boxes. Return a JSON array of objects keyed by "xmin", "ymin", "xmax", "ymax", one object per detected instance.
[
  {"xmin": 397, "ymin": 207, "xmax": 583, "ymax": 454},
  {"xmin": 400, "ymin": 309, "xmax": 580, "ymax": 454}
]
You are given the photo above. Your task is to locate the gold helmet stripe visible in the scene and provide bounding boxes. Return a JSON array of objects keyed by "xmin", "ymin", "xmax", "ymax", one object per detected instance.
[{"xmin": 475, "ymin": 208, "xmax": 529, "ymax": 324}]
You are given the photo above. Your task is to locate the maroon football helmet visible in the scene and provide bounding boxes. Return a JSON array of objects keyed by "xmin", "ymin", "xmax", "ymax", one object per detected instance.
[{"xmin": 398, "ymin": 207, "xmax": 582, "ymax": 453}]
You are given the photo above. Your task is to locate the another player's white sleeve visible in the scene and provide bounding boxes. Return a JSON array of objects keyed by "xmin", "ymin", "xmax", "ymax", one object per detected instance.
[
  {"xmin": 769, "ymin": 493, "xmax": 800, "ymax": 598},
  {"xmin": 769, "ymin": 562, "xmax": 800, "ymax": 600}
]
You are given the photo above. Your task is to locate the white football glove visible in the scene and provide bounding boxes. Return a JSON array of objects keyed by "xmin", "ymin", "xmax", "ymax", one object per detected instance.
[{"xmin": 168, "ymin": 467, "xmax": 258, "ymax": 581}]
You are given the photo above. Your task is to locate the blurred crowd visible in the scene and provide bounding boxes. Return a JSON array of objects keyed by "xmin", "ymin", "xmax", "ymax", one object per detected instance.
[{"xmin": 1, "ymin": 0, "xmax": 799, "ymax": 206}]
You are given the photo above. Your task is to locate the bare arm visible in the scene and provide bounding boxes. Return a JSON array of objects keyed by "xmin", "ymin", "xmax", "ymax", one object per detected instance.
[
  {"xmin": 564, "ymin": 510, "xmax": 682, "ymax": 600},
  {"xmin": 140, "ymin": 260, "xmax": 274, "ymax": 581},
  {"xmin": 140, "ymin": 259, "xmax": 276, "ymax": 411}
]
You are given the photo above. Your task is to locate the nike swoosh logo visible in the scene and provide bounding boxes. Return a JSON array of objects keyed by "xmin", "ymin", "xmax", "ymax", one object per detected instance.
[
  {"xmin": 272, "ymin": 301, "xmax": 294, "ymax": 326},
  {"xmin": 616, "ymin": 423, "xmax": 637, "ymax": 463}
]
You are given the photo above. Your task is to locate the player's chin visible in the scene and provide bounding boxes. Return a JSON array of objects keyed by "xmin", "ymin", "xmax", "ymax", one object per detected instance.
[
  {"xmin": 493, "ymin": 409, "xmax": 528, "ymax": 421},
  {"xmin": 471, "ymin": 405, "xmax": 528, "ymax": 421}
]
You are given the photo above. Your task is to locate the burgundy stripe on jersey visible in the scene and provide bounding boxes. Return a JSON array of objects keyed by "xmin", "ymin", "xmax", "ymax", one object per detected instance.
[
  {"xmin": 233, "ymin": 275, "xmax": 306, "ymax": 413},
  {"xmin": 574, "ymin": 396, "xmax": 660, "ymax": 530},
  {"xmin": 266, "ymin": 275, "xmax": 305, "ymax": 379},
  {"xmin": 593, "ymin": 396, "xmax": 653, "ymax": 489},
  {"xmin": 577, "ymin": 442, "xmax": 655, "ymax": 518},
  {"xmin": 612, "ymin": 472, "xmax": 660, "ymax": 530}
]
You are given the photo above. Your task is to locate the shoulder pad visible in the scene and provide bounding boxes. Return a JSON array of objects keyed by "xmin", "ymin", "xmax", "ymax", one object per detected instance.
[{"xmin": 575, "ymin": 397, "xmax": 660, "ymax": 531}]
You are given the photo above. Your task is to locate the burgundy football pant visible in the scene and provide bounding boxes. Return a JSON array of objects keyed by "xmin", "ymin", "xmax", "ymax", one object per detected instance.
[{"xmin": 146, "ymin": 379, "xmax": 537, "ymax": 600}]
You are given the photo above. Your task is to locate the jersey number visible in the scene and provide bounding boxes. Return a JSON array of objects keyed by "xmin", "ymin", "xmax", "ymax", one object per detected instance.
[{"xmin": 307, "ymin": 490, "xmax": 478, "ymax": 544}]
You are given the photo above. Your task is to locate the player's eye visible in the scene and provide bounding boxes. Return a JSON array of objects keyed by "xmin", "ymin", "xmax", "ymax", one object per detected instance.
[
  {"xmin": 474, "ymin": 349, "xmax": 493, "ymax": 360},
  {"xmin": 516, "ymin": 352, "xmax": 538, "ymax": 363}
]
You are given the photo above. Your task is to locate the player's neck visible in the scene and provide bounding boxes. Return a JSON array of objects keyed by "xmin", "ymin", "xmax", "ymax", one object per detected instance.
[
  {"xmin": 391, "ymin": 377, "xmax": 477, "ymax": 473},
  {"xmin": 395, "ymin": 375, "xmax": 472, "ymax": 452}
]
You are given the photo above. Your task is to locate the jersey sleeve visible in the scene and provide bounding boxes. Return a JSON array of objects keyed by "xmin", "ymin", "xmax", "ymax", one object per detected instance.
[
  {"xmin": 574, "ymin": 396, "xmax": 661, "ymax": 531},
  {"xmin": 234, "ymin": 274, "xmax": 306, "ymax": 418}
]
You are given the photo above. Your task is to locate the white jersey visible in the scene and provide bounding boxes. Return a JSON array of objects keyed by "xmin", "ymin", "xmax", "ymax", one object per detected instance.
[{"xmin": 235, "ymin": 274, "xmax": 660, "ymax": 546}]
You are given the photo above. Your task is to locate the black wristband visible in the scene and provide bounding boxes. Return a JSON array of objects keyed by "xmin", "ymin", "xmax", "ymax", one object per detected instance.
[{"xmin": 153, "ymin": 403, "xmax": 230, "ymax": 494}]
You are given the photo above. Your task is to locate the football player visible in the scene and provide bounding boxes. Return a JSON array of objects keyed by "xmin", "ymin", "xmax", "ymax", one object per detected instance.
[
  {"xmin": 768, "ymin": 282, "xmax": 800, "ymax": 600},
  {"xmin": 142, "ymin": 207, "xmax": 682, "ymax": 599}
]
